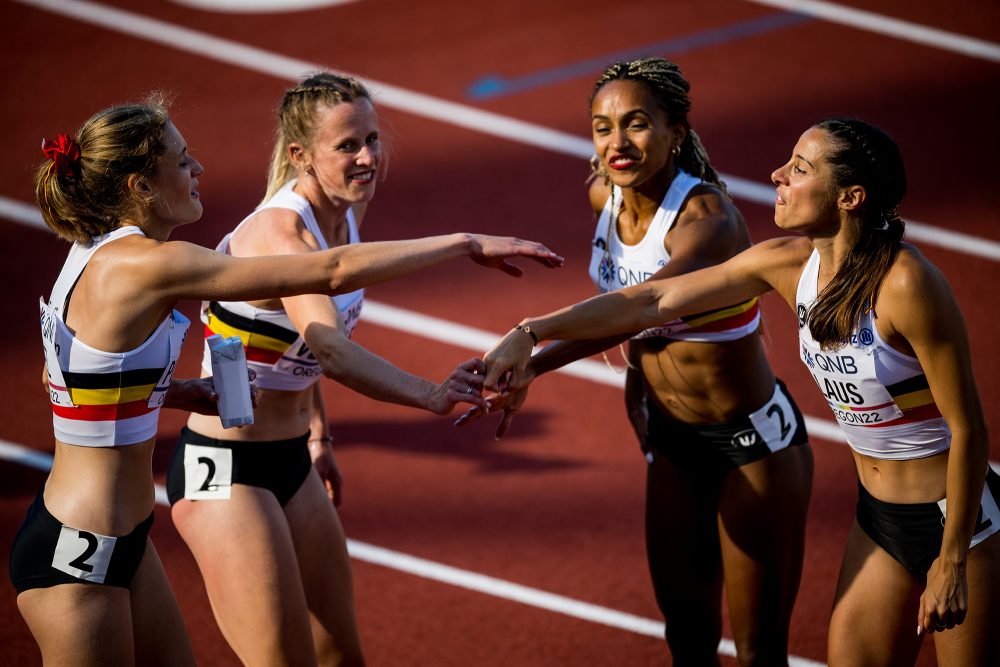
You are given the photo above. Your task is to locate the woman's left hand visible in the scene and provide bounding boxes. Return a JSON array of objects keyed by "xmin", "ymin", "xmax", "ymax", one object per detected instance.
[
  {"xmin": 918, "ymin": 557, "xmax": 968, "ymax": 634},
  {"xmin": 309, "ymin": 438, "xmax": 344, "ymax": 506}
]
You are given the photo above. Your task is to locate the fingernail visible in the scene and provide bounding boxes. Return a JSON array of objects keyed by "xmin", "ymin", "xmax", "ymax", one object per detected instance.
[{"xmin": 916, "ymin": 625, "xmax": 922, "ymax": 636}]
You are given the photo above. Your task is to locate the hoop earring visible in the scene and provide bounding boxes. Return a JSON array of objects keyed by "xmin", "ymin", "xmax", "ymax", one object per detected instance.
[{"xmin": 671, "ymin": 145, "xmax": 681, "ymax": 156}]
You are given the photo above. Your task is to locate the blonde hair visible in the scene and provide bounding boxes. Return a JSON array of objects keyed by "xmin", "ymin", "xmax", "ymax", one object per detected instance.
[
  {"xmin": 261, "ymin": 72, "xmax": 372, "ymax": 204},
  {"xmin": 34, "ymin": 94, "xmax": 172, "ymax": 243}
]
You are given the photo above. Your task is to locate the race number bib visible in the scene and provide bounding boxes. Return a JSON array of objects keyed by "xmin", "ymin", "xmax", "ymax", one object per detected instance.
[
  {"xmin": 748, "ymin": 385, "xmax": 798, "ymax": 452},
  {"xmin": 52, "ymin": 526, "xmax": 117, "ymax": 583},
  {"xmin": 183, "ymin": 443, "xmax": 233, "ymax": 500}
]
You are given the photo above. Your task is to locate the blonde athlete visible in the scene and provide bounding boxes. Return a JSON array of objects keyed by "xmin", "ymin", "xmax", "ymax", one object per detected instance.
[{"xmin": 8, "ymin": 96, "xmax": 561, "ymax": 666}]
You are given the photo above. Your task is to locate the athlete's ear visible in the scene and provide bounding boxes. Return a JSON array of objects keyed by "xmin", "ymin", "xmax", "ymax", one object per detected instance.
[
  {"xmin": 127, "ymin": 173, "xmax": 152, "ymax": 196},
  {"xmin": 288, "ymin": 143, "xmax": 309, "ymax": 171},
  {"xmin": 838, "ymin": 184, "xmax": 866, "ymax": 212}
]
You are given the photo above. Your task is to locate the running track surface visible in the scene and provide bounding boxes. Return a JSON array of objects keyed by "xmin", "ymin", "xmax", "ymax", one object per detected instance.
[{"xmin": 1, "ymin": 1, "xmax": 998, "ymax": 665}]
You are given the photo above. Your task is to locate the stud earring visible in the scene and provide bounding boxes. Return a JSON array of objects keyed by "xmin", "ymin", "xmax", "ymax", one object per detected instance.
[{"xmin": 671, "ymin": 145, "xmax": 681, "ymax": 156}]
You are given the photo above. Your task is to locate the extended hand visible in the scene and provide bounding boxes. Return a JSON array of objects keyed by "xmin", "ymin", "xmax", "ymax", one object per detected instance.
[
  {"xmin": 482, "ymin": 327, "xmax": 535, "ymax": 392},
  {"xmin": 468, "ymin": 235, "xmax": 564, "ymax": 277},
  {"xmin": 429, "ymin": 358, "xmax": 488, "ymax": 415},
  {"xmin": 454, "ymin": 384, "xmax": 530, "ymax": 439}
]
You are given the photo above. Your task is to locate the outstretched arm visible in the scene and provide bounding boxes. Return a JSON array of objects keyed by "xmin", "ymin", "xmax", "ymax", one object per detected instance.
[
  {"xmin": 481, "ymin": 237, "xmax": 793, "ymax": 392},
  {"xmin": 145, "ymin": 232, "xmax": 562, "ymax": 306},
  {"xmin": 287, "ymin": 293, "xmax": 488, "ymax": 415}
]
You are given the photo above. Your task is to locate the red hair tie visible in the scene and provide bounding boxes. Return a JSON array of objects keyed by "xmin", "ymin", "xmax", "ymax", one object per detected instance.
[{"xmin": 41, "ymin": 133, "xmax": 81, "ymax": 179}]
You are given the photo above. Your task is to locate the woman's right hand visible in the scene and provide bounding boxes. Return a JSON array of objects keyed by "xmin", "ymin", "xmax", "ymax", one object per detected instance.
[
  {"xmin": 483, "ymin": 326, "xmax": 535, "ymax": 392},
  {"xmin": 453, "ymin": 385, "xmax": 529, "ymax": 438},
  {"xmin": 427, "ymin": 357, "xmax": 489, "ymax": 415},
  {"xmin": 466, "ymin": 235, "xmax": 564, "ymax": 276}
]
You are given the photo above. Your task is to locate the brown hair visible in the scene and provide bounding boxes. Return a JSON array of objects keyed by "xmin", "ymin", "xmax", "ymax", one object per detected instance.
[
  {"xmin": 806, "ymin": 118, "xmax": 907, "ymax": 349},
  {"xmin": 589, "ymin": 57, "xmax": 727, "ymax": 194},
  {"xmin": 261, "ymin": 72, "xmax": 373, "ymax": 204},
  {"xmin": 34, "ymin": 94, "xmax": 172, "ymax": 244}
]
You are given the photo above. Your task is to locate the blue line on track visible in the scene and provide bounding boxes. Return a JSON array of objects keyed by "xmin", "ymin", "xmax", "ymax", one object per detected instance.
[{"xmin": 466, "ymin": 11, "xmax": 812, "ymax": 100}]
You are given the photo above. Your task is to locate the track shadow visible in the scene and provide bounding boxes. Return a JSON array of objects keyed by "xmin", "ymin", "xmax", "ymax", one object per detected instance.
[{"xmin": 332, "ymin": 411, "xmax": 587, "ymax": 474}]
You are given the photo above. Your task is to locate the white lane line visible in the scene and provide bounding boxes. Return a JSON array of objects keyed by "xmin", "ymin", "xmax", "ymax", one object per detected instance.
[
  {"xmin": 12, "ymin": 0, "xmax": 1000, "ymax": 263},
  {"xmin": 0, "ymin": 438, "xmax": 826, "ymax": 666},
  {"xmin": 745, "ymin": 0, "xmax": 1000, "ymax": 63}
]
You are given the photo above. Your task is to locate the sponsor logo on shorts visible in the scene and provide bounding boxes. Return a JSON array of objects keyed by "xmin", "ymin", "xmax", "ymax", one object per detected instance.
[{"xmin": 732, "ymin": 429, "xmax": 759, "ymax": 448}]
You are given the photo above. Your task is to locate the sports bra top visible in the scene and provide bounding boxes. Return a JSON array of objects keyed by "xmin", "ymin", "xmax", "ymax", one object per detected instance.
[
  {"xmin": 41, "ymin": 226, "xmax": 190, "ymax": 447},
  {"xmin": 796, "ymin": 248, "xmax": 950, "ymax": 459},
  {"xmin": 201, "ymin": 179, "xmax": 364, "ymax": 391},
  {"xmin": 587, "ymin": 169, "xmax": 759, "ymax": 342}
]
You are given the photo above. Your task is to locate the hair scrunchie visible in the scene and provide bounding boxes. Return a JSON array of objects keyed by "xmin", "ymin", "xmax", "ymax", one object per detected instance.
[{"xmin": 41, "ymin": 133, "xmax": 81, "ymax": 180}]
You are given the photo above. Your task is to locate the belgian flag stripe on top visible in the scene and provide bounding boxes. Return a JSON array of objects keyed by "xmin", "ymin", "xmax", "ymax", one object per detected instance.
[
  {"xmin": 206, "ymin": 302, "xmax": 300, "ymax": 345},
  {"xmin": 680, "ymin": 298, "xmax": 759, "ymax": 329},
  {"xmin": 62, "ymin": 367, "xmax": 164, "ymax": 390}
]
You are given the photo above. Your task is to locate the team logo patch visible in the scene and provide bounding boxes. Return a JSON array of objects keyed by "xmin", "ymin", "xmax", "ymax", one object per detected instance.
[
  {"xmin": 796, "ymin": 304, "xmax": 807, "ymax": 329},
  {"xmin": 802, "ymin": 344, "xmax": 815, "ymax": 368},
  {"xmin": 731, "ymin": 429, "xmax": 759, "ymax": 448},
  {"xmin": 598, "ymin": 255, "xmax": 614, "ymax": 287}
]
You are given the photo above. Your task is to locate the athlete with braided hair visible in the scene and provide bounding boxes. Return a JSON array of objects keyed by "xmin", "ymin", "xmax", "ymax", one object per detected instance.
[
  {"xmin": 164, "ymin": 72, "xmax": 559, "ymax": 665},
  {"xmin": 482, "ymin": 117, "xmax": 999, "ymax": 666},
  {"xmin": 460, "ymin": 57, "xmax": 813, "ymax": 665}
]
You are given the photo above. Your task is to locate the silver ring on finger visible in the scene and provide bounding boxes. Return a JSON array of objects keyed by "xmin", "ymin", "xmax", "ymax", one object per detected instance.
[
  {"xmin": 466, "ymin": 385, "xmax": 474, "ymax": 395},
  {"xmin": 934, "ymin": 622, "xmax": 946, "ymax": 631}
]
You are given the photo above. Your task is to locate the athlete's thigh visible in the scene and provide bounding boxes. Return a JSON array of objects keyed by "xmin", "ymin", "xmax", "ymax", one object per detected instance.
[
  {"xmin": 828, "ymin": 520, "xmax": 923, "ymax": 667},
  {"xmin": 285, "ymin": 470, "xmax": 364, "ymax": 666},
  {"xmin": 645, "ymin": 450, "xmax": 724, "ymax": 608},
  {"xmin": 933, "ymin": 531, "xmax": 1000, "ymax": 667},
  {"xmin": 171, "ymin": 485, "xmax": 314, "ymax": 662},
  {"xmin": 129, "ymin": 540, "xmax": 195, "ymax": 667},
  {"xmin": 717, "ymin": 445, "xmax": 813, "ymax": 644},
  {"xmin": 18, "ymin": 583, "xmax": 134, "ymax": 666}
]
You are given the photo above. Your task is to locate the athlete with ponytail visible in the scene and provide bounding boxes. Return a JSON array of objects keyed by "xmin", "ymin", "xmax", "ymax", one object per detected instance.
[
  {"xmin": 9, "ymin": 92, "xmax": 560, "ymax": 666},
  {"xmin": 461, "ymin": 58, "xmax": 813, "ymax": 665},
  {"xmin": 482, "ymin": 117, "xmax": 999, "ymax": 666}
]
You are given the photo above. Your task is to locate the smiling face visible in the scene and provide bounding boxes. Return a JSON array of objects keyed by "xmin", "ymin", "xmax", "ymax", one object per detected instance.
[
  {"xmin": 591, "ymin": 79, "xmax": 684, "ymax": 193},
  {"xmin": 771, "ymin": 127, "xmax": 844, "ymax": 234},
  {"xmin": 298, "ymin": 97, "xmax": 381, "ymax": 205},
  {"xmin": 145, "ymin": 122, "xmax": 204, "ymax": 227}
]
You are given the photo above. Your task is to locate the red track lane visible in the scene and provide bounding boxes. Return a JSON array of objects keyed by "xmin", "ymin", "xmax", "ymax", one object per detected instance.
[{"xmin": 1, "ymin": 1, "xmax": 998, "ymax": 665}]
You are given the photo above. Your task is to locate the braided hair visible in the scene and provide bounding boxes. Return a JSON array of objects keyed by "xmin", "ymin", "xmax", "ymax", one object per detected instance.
[
  {"xmin": 589, "ymin": 57, "xmax": 727, "ymax": 195},
  {"xmin": 805, "ymin": 118, "xmax": 907, "ymax": 349},
  {"xmin": 262, "ymin": 72, "xmax": 372, "ymax": 204}
]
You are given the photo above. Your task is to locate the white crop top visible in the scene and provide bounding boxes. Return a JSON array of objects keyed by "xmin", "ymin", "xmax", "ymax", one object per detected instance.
[
  {"xmin": 796, "ymin": 249, "xmax": 950, "ymax": 459},
  {"xmin": 588, "ymin": 169, "xmax": 760, "ymax": 342},
  {"xmin": 41, "ymin": 226, "xmax": 190, "ymax": 447},
  {"xmin": 202, "ymin": 180, "xmax": 364, "ymax": 392}
]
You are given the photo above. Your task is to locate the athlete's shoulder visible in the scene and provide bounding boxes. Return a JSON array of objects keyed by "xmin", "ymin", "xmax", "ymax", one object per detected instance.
[
  {"xmin": 231, "ymin": 205, "xmax": 315, "ymax": 256},
  {"xmin": 588, "ymin": 177, "xmax": 611, "ymax": 214}
]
